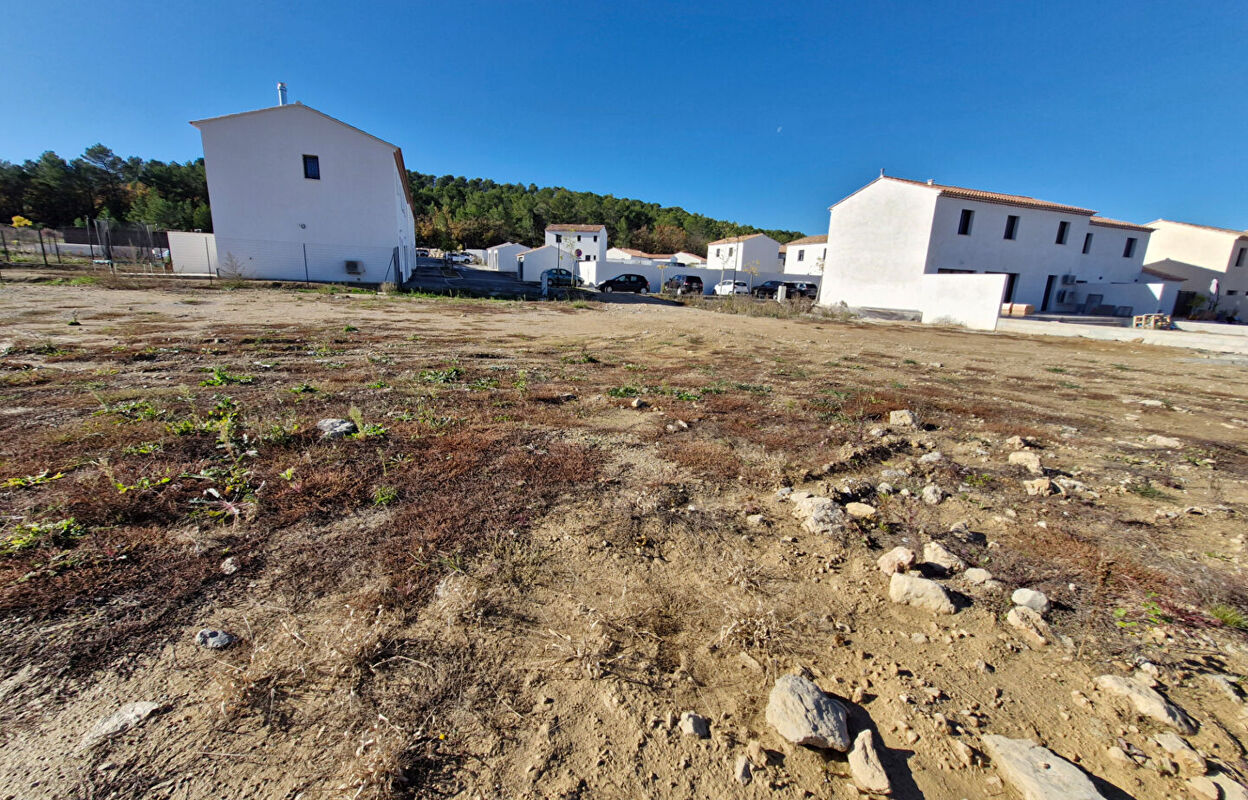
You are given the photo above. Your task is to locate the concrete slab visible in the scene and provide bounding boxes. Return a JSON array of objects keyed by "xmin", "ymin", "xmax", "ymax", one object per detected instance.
[{"xmin": 997, "ymin": 317, "xmax": 1248, "ymax": 355}]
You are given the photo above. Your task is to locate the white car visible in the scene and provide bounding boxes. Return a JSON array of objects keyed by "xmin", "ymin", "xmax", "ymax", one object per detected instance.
[
  {"xmin": 714, "ymin": 280, "xmax": 749, "ymax": 296},
  {"xmin": 446, "ymin": 252, "xmax": 473, "ymax": 264}
]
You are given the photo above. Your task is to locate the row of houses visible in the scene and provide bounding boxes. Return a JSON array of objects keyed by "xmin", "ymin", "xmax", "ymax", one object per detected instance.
[{"xmin": 169, "ymin": 96, "xmax": 1244, "ymax": 331}]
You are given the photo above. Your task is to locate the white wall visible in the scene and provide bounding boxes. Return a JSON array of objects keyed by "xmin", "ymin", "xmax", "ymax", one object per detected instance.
[
  {"xmin": 1143, "ymin": 222, "xmax": 1248, "ymax": 317},
  {"xmin": 783, "ymin": 243, "xmax": 827, "ymax": 274},
  {"xmin": 486, "ymin": 242, "xmax": 527, "ymax": 272},
  {"xmin": 707, "ymin": 235, "xmax": 782, "ymax": 274},
  {"xmin": 545, "ymin": 227, "xmax": 607, "ymax": 267},
  {"xmin": 518, "ymin": 244, "xmax": 582, "ymax": 282},
  {"xmin": 916, "ymin": 273, "xmax": 1010, "ymax": 330},
  {"xmin": 194, "ymin": 104, "xmax": 414, "ymax": 283},
  {"xmin": 168, "ymin": 231, "xmax": 216, "ymax": 274}
]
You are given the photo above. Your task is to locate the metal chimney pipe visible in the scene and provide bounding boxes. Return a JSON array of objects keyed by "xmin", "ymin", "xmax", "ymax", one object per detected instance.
[{"xmin": 277, "ymin": 82, "xmax": 288, "ymax": 106}]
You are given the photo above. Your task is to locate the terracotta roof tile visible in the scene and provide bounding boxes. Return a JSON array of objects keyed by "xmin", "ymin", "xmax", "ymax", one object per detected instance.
[
  {"xmin": 887, "ymin": 176, "xmax": 1096, "ymax": 216},
  {"xmin": 708, "ymin": 232, "xmax": 769, "ymax": 246},
  {"xmin": 546, "ymin": 224, "xmax": 606, "ymax": 232},
  {"xmin": 1148, "ymin": 219, "xmax": 1248, "ymax": 237},
  {"xmin": 784, "ymin": 234, "xmax": 827, "ymax": 246},
  {"xmin": 1089, "ymin": 216, "xmax": 1154, "ymax": 233},
  {"xmin": 1141, "ymin": 265, "xmax": 1189, "ymax": 282}
]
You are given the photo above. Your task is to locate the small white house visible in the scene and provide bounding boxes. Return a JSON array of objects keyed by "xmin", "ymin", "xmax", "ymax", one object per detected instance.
[
  {"xmin": 781, "ymin": 234, "xmax": 827, "ymax": 274},
  {"xmin": 706, "ymin": 233, "xmax": 783, "ymax": 275},
  {"xmin": 817, "ymin": 175, "xmax": 1175, "ymax": 329},
  {"xmin": 517, "ymin": 244, "xmax": 581, "ymax": 282},
  {"xmin": 187, "ymin": 101, "xmax": 416, "ymax": 284},
  {"xmin": 546, "ymin": 224, "xmax": 607, "ymax": 267},
  {"xmin": 486, "ymin": 241, "xmax": 527, "ymax": 272},
  {"xmin": 1143, "ymin": 220, "xmax": 1248, "ymax": 319},
  {"xmin": 674, "ymin": 251, "xmax": 706, "ymax": 266}
]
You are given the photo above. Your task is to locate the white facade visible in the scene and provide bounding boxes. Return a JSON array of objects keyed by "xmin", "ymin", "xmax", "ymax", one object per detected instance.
[
  {"xmin": 485, "ymin": 242, "xmax": 527, "ymax": 272},
  {"xmin": 517, "ymin": 244, "xmax": 581, "ymax": 282},
  {"xmin": 817, "ymin": 176, "xmax": 1174, "ymax": 329},
  {"xmin": 781, "ymin": 235, "xmax": 827, "ymax": 274},
  {"xmin": 706, "ymin": 233, "xmax": 783, "ymax": 275},
  {"xmin": 545, "ymin": 225, "xmax": 607, "ymax": 268},
  {"xmin": 168, "ymin": 231, "xmax": 217, "ymax": 274},
  {"xmin": 190, "ymin": 103, "xmax": 416, "ymax": 284},
  {"xmin": 1143, "ymin": 220, "xmax": 1248, "ymax": 319},
  {"xmin": 674, "ymin": 252, "xmax": 706, "ymax": 266}
]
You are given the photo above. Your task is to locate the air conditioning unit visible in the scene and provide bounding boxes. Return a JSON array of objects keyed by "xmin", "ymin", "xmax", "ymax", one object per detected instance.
[
  {"xmin": 1056, "ymin": 289, "xmax": 1077, "ymax": 304},
  {"xmin": 344, "ymin": 260, "xmax": 362, "ymax": 275},
  {"xmin": 1060, "ymin": 274, "xmax": 1077, "ymax": 285}
]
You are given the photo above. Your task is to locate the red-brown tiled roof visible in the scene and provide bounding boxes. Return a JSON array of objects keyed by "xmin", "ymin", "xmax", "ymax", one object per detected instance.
[
  {"xmin": 1147, "ymin": 219, "xmax": 1248, "ymax": 237},
  {"xmin": 887, "ymin": 176, "xmax": 1096, "ymax": 216},
  {"xmin": 708, "ymin": 232, "xmax": 768, "ymax": 246},
  {"xmin": 1141, "ymin": 265, "xmax": 1189, "ymax": 282},
  {"xmin": 784, "ymin": 234, "xmax": 827, "ymax": 246},
  {"xmin": 546, "ymin": 224, "xmax": 606, "ymax": 232},
  {"xmin": 1089, "ymin": 216, "xmax": 1153, "ymax": 233}
]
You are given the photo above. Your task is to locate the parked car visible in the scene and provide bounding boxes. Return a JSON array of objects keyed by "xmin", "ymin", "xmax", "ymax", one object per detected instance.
[
  {"xmin": 598, "ymin": 273, "xmax": 650, "ymax": 293},
  {"xmin": 713, "ymin": 280, "xmax": 749, "ymax": 296},
  {"xmin": 414, "ymin": 248, "xmax": 430, "ymax": 257},
  {"xmin": 789, "ymin": 281, "xmax": 819, "ymax": 299},
  {"xmin": 663, "ymin": 274, "xmax": 704, "ymax": 295},
  {"xmin": 446, "ymin": 252, "xmax": 473, "ymax": 264},
  {"xmin": 539, "ymin": 268, "xmax": 584, "ymax": 288},
  {"xmin": 751, "ymin": 280, "xmax": 801, "ymax": 299}
]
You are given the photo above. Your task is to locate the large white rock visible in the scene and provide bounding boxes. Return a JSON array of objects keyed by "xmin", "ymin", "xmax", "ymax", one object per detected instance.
[
  {"xmin": 889, "ymin": 409, "xmax": 918, "ymax": 427},
  {"xmin": 765, "ymin": 674, "xmax": 850, "ymax": 751},
  {"xmin": 1212, "ymin": 774, "xmax": 1248, "ymax": 800},
  {"xmin": 791, "ymin": 494, "xmax": 845, "ymax": 535},
  {"xmin": 888, "ymin": 572, "xmax": 957, "ymax": 614},
  {"xmin": 877, "ymin": 546, "xmax": 916, "ymax": 576},
  {"xmin": 1012, "ymin": 588, "xmax": 1051, "ymax": 615},
  {"xmin": 1006, "ymin": 606, "xmax": 1051, "ymax": 648},
  {"xmin": 848, "ymin": 729, "xmax": 892, "ymax": 795},
  {"xmin": 1008, "ymin": 450, "xmax": 1044, "ymax": 475},
  {"xmin": 1094, "ymin": 675, "xmax": 1197, "ymax": 734},
  {"xmin": 1153, "ymin": 732, "xmax": 1206, "ymax": 775},
  {"xmin": 981, "ymin": 735, "xmax": 1105, "ymax": 800},
  {"xmin": 923, "ymin": 541, "xmax": 966, "ymax": 574}
]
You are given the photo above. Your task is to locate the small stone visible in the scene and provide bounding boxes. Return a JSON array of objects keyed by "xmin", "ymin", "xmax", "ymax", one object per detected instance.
[
  {"xmin": 1187, "ymin": 776, "xmax": 1220, "ymax": 800},
  {"xmin": 964, "ymin": 567, "xmax": 994, "ymax": 585},
  {"xmin": 1154, "ymin": 732, "xmax": 1206, "ymax": 775},
  {"xmin": 982, "ymin": 735, "xmax": 1106, "ymax": 800},
  {"xmin": 921, "ymin": 484, "xmax": 945, "ymax": 505},
  {"xmin": 1146, "ymin": 434, "xmax": 1183, "ymax": 449},
  {"xmin": 679, "ymin": 712, "xmax": 710, "ymax": 739},
  {"xmin": 1012, "ymin": 588, "xmax": 1051, "ymax": 615},
  {"xmin": 952, "ymin": 739, "xmax": 976, "ymax": 768},
  {"xmin": 846, "ymin": 502, "xmax": 877, "ymax": 519},
  {"xmin": 746, "ymin": 514, "xmax": 766, "ymax": 527},
  {"xmin": 888, "ymin": 572, "xmax": 957, "ymax": 614},
  {"xmin": 746, "ymin": 739, "xmax": 768, "ymax": 768},
  {"xmin": 79, "ymin": 702, "xmax": 162, "ymax": 750},
  {"xmin": 918, "ymin": 451, "xmax": 944, "ymax": 465},
  {"xmin": 1008, "ymin": 450, "xmax": 1044, "ymax": 475},
  {"xmin": 848, "ymin": 730, "xmax": 892, "ymax": 795},
  {"xmin": 1006, "ymin": 607, "xmax": 1051, "ymax": 648},
  {"xmin": 195, "ymin": 629, "xmax": 237, "ymax": 650},
  {"xmin": 765, "ymin": 674, "xmax": 850, "ymax": 751},
  {"xmin": 734, "ymin": 754, "xmax": 752, "ymax": 785},
  {"xmin": 316, "ymin": 418, "xmax": 356, "ymax": 439},
  {"xmin": 630, "ymin": 397, "xmax": 645, "ymax": 409},
  {"xmin": 889, "ymin": 409, "xmax": 918, "ymax": 427},
  {"xmin": 877, "ymin": 547, "xmax": 916, "ymax": 576},
  {"xmin": 1095, "ymin": 675, "xmax": 1197, "ymax": 734},
  {"xmin": 877, "ymin": 482, "xmax": 895, "ymax": 494},
  {"xmin": 1024, "ymin": 477, "xmax": 1054, "ymax": 496},
  {"xmin": 923, "ymin": 541, "xmax": 966, "ymax": 574},
  {"xmin": 1212, "ymin": 774, "xmax": 1248, "ymax": 800},
  {"xmin": 220, "ymin": 556, "xmax": 240, "ymax": 575}
]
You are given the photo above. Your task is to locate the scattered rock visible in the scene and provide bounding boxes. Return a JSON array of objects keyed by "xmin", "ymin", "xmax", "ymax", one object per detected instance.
[
  {"xmin": 679, "ymin": 712, "xmax": 710, "ymax": 739},
  {"xmin": 889, "ymin": 409, "xmax": 918, "ymax": 428},
  {"xmin": 923, "ymin": 541, "xmax": 966, "ymax": 574},
  {"xmin": 1006, "ymin": 606, "xmax": 1051, "ymax": 648},
  {"xmin": 79, "ymin": 702, "xmax": 162, "ymax": 750},
  {"xmin": 1146, "ymin": 434, "xmax": 1183, "ymax": 449},
  {"xmin": 791, "ymin": 493, "xmax": 846, "ymax": 535},
  {"xmin": 846, "ymin": 502, "xmax": 877, "ymax": 519},
  {"xmin": 848, "ymin": 729, "xmax": 892, "ymax": 795},
  {"xmin": 220, "ymin": 556, "xmax": 240, "ymax": 575},
  {"xmin": 746, "ymin": 514, "xmax": 766, "ymax": 527},
  {"xmin": 921, "ymin": 484, "xmax": 945, "ymax": 506},
  {"xmin": 1153, "ymin": 732, "xmax": 1206, "ymax": 775},
  {"xmin": 963, "ymin": 567, "xmax": 994, "ymax": 585},
  {"xmin": 316, "ymin": 418, "xmax": 356, "ymax": 439},
  {"xmin": 877, "ymin": 547, "xmax": 916, "ymax": 576},
  {"xmin": 981, "ymin": 735, "xmax": 1106, "ymax": 800},
  {"xmin": 1203, "ymin": 673, "xmax": 1244, "ymax": 704},
  {"xmin": 1008, "ymin": 450, "xmax": 1044, "ymax": 476},
  {"xmin": 1212, "ymin": 774, "xmax": 1248, "ymax": 800},
  {"xmin": 746, "ymin": 739, "xmax": 768, "ymax": 768},
  {"xmin": 888, "ymin": 572, "xmax": 957, "ymax": 614},
  {"xmin": 195, "ymin": 629, "xmax": 237, "ymax": 650},
  {"xmin": 952, "ymin": 739, "xmax": 977, "ymax": 768},
  {"xmin": 1095, "ymin": 675, "xmax": 1197, "ymax": 734},
  {"xmin": 876, "ymin": 482, "xmax": 895, "ymax": 495},
  {"xmin": 1024, "ymin": 477, "xmax": 1054, "ymax": 496},
  {"xmin": 918, "ymin": 451, "xmax": 944, "ymax": 465},
  {"xmin": 1012, "ymin": 588, "xmax": 1051, "ymax": 615},
  {"xmin": 1187, "ymin": 776, "xmax": 1220, "ymax": 800},
  {"xmin": 765, "ymin": 674, "xmax": 850, "ymax": 751},
  {"xmin": 733, "ymin": 754, "xmax": 752, "ymax": 785},
  {"xmin": 630, "ymin": 397, "xmax": 646, "ymax": 409}
]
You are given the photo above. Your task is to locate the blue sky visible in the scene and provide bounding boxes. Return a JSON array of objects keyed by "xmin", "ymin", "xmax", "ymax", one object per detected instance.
[{"xmin": 6, "ymin": 0, "xmax": 1247, "ymax": 235}]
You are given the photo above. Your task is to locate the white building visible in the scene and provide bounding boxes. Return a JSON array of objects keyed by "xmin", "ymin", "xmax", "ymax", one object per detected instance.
[
  {"xmin": 781, "ymin": 234, "xmax": 827, "ymax": 274},
  {"xmin": 706, "ymin": 233, "xmax": 783, "ymax": 276},
  {"xmin": 817, "ymin": 175, "xmax": 1176, "ymax": 330},
  {"xmin": 517, "ymin": 244, "xmax": 581, "ymax": 282},
  {"xmin": 674, "ymin": 251, "xmax": 706, "ymax": 266},
  {"xmin": 485, "ymin": 241, "xmax": 527, "ymax": 272},
  {"xmin": 185, "ymin": 101, "xmax": 416, "ymax": 284},
  {"xmin": 546, "ymin": 224, "xmax": 607, "ymax": 268},
  {"xmin": 1142, "ymin": 220, "xmax": 1248, "ymax": 319}
]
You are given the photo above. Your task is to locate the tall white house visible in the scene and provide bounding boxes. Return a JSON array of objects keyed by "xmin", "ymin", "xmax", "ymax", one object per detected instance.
[
  {"xmin": 706, "ymin": 233, "xmax": 783, "ymax": 275},
  {"xmin": 781, "ymin": 234, "xmax": 827, "ymax": 274},
  {"xmin": 1142, "ymin": 220, "xmax": 1248, "ymax": 319},
  {"xmin": 545, "ymin": 224, "xmax": 607, "ymax": 266},
  {"xmin": 817, "ymin": 175, "xmax": 1176, "ymax": 329},
  {"xmin": 189, "ymin": 102, "xmax": 416, "ymax": 284}
]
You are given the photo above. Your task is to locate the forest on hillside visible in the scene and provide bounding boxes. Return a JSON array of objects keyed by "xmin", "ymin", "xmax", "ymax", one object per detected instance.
[{"xmin": 0, "ymin": 146, "xmax": 805, "ymax": 255}]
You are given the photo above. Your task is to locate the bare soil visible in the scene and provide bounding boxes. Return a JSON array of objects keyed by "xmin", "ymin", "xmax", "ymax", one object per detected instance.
[{"xmin": 0, "ymin": 271, "xmax": 1246, "ymax": 799}]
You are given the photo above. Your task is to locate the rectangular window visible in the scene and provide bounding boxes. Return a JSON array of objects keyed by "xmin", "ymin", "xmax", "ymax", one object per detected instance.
[
  {"xmin": 1004, "ymin": 215, "xmax": 1020, "ymax": 240},
  {"xmin": 593, "ymin": 235, "xmax": 598, "ymax": 242},
  {"xmin": 1236, "ymin": 247, "xmax": 1246, "ymax": 267},
  {"xmin": 1123, "ymin": 237, "xmax": 1137, "ymax": 258},
  {"xmin": 1228, "ymin": 290, "xmax": 1239, "ymax": 296},
  {"xmin": 302, "ymin": 154, "xmax": 320, "ymax": 180},
  {"xmin": 729, "ymin": 246, "xmax": 734, "ymax": 257},
  {"xmin": 577, "ymin": 235, "xmax": 582, "ymax": 242},
  {"xmin": 1056, "ymin": 221, "xmax": 1069, "ymax": 245},
  {"xmin": 1082, "ymin": 233, "xmax": 1093, "ymax": 254},
  {"xmin": 797, "ymin": 250, "xmax": 805, "ymax": 261},
  {"xmin": 957, "ymin": 209, "xmax": 974, "ymax": 235}
]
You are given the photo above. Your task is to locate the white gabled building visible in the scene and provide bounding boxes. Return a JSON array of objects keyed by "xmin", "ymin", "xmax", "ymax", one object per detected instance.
[
  {"xmin": 817, "ymin": 175, "xmax": 1177, "ymax": 329},
  {"xmin": 1142, "ymin": 220, "xmax": 1248, "ymax": 319},
  {"xmin": 485, "ymin": 241, "xmax": 527, "ymax": 272},
  {"xmin": 674, "ymin": 251, "xmax": 706, "ymax": 266},
  {"xmin": 545, "ymin": 224, "xmax": 607, "ymax": 267},
  {"xmin": 706, "ymin": 233, "xmax": 783, "ymax": 275},
  {"xmin": 187, "ymin": 101, "xmax": 416, "ymax": 284},
  {"xmin": 781, "ymin": 234, "xmax": 827, "ymax": 274}
]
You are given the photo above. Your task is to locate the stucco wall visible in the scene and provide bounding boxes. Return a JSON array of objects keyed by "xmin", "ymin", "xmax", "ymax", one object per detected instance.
[
  {"xmin": 486, "ymin": 243, "xmax": 527, "ymax": 272},
  {"xmin": 168, "ymin": 231, "xmax": 216, "ymax": 275},
  {"xmin": 783, "ymin": 243, "xmax": 827, "ymax": 274}
]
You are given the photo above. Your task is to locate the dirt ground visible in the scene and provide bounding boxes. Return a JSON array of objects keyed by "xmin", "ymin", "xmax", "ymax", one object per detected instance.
[{"xmin": 0, "ymin": 272, "xmax": 1246, "ymax": 800}]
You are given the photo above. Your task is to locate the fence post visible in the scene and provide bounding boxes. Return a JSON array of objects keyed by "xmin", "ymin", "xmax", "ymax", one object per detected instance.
[
  {"xmin": 37, "ymin": 229, "xmax": 48, "ymax": 267},
  {"xmin": 54, "ymin": 237, "xmax": 62, "ymax": 264},
  {"xmin": 0, "ymin": 229, "xmax": 8, "ymax": 262},
  {"xmin": 302, "ymin": 243, "xmax": 310, "ymax": 285},
  {"xmin": 204, "ymin": 237, "xmax": 213, "ymax": 282}
]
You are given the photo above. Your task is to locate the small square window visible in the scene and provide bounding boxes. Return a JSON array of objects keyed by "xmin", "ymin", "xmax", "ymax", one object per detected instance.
[
  {"xmin": 797, "ymin": 250, "xmax": 805, "ymax": 261},
  {"xmin": 1056, "ymin": 221, "xmax": 1069, "ymax": 245},
  {"xmin": 1123, "ymin": 237, "xmax": 1137, "ymax": 258},
  {"xmin": 1228, "ymin": 290, "xmax": 1240, "ymax": 296},
  {"xmin": 729, "ymin": 246, "xmax": 734, "ymax": 257},
  {"xmin": 302, "ymin": 155, "xmax": 320, "ymax": 180},
  {"xmin": 1082, "ymin": 233, "xmax": 1093, "ymax": 254},
  {"xmin": 1004, "ymin": 215, "xmax": 1020, "ymax": 240},
  {"xmin": 957, "ymin": 209, "xmax": 974, "ymax": 236}
]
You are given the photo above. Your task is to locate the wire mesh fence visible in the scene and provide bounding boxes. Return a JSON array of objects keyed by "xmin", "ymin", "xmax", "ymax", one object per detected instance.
[{"xmin": 0, "ymin": 221, "xmax": 172, "ymax": 273}]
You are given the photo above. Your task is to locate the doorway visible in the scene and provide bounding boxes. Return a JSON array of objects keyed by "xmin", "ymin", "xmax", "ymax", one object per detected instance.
[{"xmin": 1041, "ymin": 275, "xmax": 1057, "ymax": 312}]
